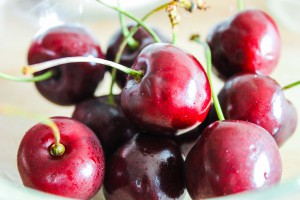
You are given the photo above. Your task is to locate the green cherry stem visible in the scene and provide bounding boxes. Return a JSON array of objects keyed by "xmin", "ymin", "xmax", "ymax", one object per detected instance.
[
  {"xmin": 0, "ymin": 104, "xmax": 65, "ymax": 156},
  {"xmin": 237, "ymin": 0, "xmax": 244, "ymax": 11},
  {"xmin": 22, "ymin": 56, "xmax": 144, "ymax": 82},
  {"xmin": 282, "ymin": 80, "xmax": 300, "ymax": 90},
  {"xmin": 114, "ymin": 1, "xmax": 170, "ymax": 64},
  {"xmin": 117, "ymin": 0, "xmax": 139, "ymax": 50},
  {"xmin": 172, "ymin": 30, "xmax": 178, "ymax": 44},
  {"xmin": 0, "ymin": 70, "xmax": 53, "ymax": 82},
  {"xmin": 107, "ymin": 2, "xmax": 171, "ymax": 104},
  {"xmin": 190, "ymin": 34, "xmax": 225, "ymax": 121},
  {"xmin": 95, "ymin": 0, "xmax": 161, "ymax": 43}
]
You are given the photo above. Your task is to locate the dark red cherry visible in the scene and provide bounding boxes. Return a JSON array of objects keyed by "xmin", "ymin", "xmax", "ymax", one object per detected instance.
[
  {"xmin": 106, "ymin": 25, "xmax": 170, "ymax": 88},
  {"xmin": 103, "ymin": 133, "xmax": 185, "ymax": 200},
  {"xmin": 207, "ymin": 9, "xmax": 281, "ymax": 80},
  {"xmin": 72, "ymin": 95, "xmax": 137, "ymax": 158},
  {"xmin": 185, "ymin": 120, "xmax": 282, "ymax": 199},
  {"xmin": 121, "ymin": 43, "xmax": 211, "ymax": 135},
  {"xmin": 216, "ymin": 74, "xmax": 297, "ymax": 147},
  {"xmin": 27, "ymin": 24, "xmax": 105, "ymax": 105},
  {"xmin": 17, "ymin": 117, "xmax": 105, "ymax": 200}
]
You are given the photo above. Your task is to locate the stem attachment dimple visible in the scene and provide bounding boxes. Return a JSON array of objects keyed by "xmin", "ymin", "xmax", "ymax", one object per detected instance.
[
  {"xmin": 50, "ymin": 143, "xmax": 65, "ymax": 157},
  {"xmin": 46, "ymin": 119, "xmax": 65, "ymax": 157},
  {"xmin": 190, "ymin": 34, "xmax": 225, "ymax": 121}
]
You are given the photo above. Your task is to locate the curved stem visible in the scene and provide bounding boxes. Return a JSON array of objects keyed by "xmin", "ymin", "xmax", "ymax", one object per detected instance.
[
  {"xmin": 0, "ymin": 105, "xmax": 65, "ymax": 156},
  {"xmin": 190, "ymin": 35, "xmax": 225, "ymax": 121},
  {"xmin": 117, "ymin": 0, "xmax": 139, "ymax": 50},
  {"xmin": 283, "ymin": 80, "xmax": 300, "ymax": 90},
  {"xmin": 0, "ymin": 71, "xmax": 53, "ymax": 82},
  {"xmin": 95, "ymin": 0, "xmax": 161, "ymax": 43},
  {"xmin": 114, "ymin": 2, "xmax": 170, "ymax": 67},
  {"xmin": 237, "ymin": 0, "xmax": 244, "ymax": 11},
  {"xmin": 22, "ymin": 56, "xmax": 144, "ymax": 82},
  {"xmin": 108, "ymin": 2, "xmax": 170, "ymax": 104}
]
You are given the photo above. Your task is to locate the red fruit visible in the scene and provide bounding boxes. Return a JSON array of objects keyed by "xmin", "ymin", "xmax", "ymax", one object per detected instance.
[
  {"xmin": 185, "ymin": 120, "xmax": 282, "ymax": 199},
  {"xmin": 72, "ymin": 95, "xmax": 137, "ymax": 158},
  {"xmin": 121, "ymin": 43, "xmax": 211, "ymax": 135},
  {"xmin": 27, "ymin": 24, "xmax": 105, "ymax": 105},
  {"xmin": 103, "ymin": 134, "xmax": 185, "ymax": 200},
  {"xmin": 217, "ymin": 74, "xmax": 297, "ymax": 146},
  {"xmin": 273, "ymin": 100, "xmax": 298, "ymax": 146},
  {"xmin": 17, "ymin": 117, "xmax": 105, "ymax": 200},
  {"xmin": 207, "ymin": 9, "xmax": 281, "ymax": 80}
]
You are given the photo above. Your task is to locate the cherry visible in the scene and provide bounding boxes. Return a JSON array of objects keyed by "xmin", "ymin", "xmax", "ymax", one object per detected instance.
[
  {"xmin": 106, "ymin": 25, "xmax": 170, "ymax": 88},
  {"xmin": 207, "ymin": 9, "xmax": 281, "ymax": 80},
  {"xmin": 121, "ymin": 43, "xmax": 211, "ymax": 135},
  {"xmin": 274, "ymin": 100, "xmax": 298, "ymax": 146},
  {"xmin": 17, "ymin": 117, "xmax": 105, "ymax": 200},
  {"xmin": 27, "ymin": 24, "xmax": 106, "ymax": 105},
  {"xmin": 215, "ymin": 74, "xmax": 297, "ymax": 147},
  {"xmin": 72, "ymin": 94, "xmax": 137, "ymax": 158},
  {"xmin": 103, "ymin": 133, "xmax": 185, "ymax": 200},
  {"xmin": 184, "ymin": 120, "xmax": 282, "ymax": 199}
]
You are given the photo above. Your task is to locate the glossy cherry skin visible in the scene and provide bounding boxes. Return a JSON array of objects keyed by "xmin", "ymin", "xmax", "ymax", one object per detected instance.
[
  {"xmin": 103, "ymin": 133, "xmax": 186, "ymax": 200},
  {"xmin": 273, "ymin": 100, "xmax": 298, "ymax": 146},
  {"xmin": 207, "ymin": 9, "xmax": 281, "ymax": 80},
  {"xmin": 184, "ymin": 120, "xmax": 282, "ymax": 199},
  {"xmin": 216, "ymin": 74, "xmax": 297, "ymax": 147},
  {"xmin": 106, "ymin": 25, "xmax": 170, "ymax": 88},
  {"xmin": 17, "ymin": 117, "xmax": 105, "ymax": 200},
  {"xmin": 27, "ymin": 24, "xmax": 105, "ymax": 105},
  {"xmin": 121, "ymin": 43, "xmax": 212, "ymax": 135},
  {"xmin": 72, "ymin": 95, "xmax": 137, "ymax": 158}
]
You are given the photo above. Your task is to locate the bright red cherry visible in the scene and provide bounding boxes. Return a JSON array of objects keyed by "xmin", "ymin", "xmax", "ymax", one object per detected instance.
[
  {"xmin": 17, "ymin": 117, "xmax": 105, "ymax": 200},
  {"xmin": 72, "ymin": 95, "xmax": 137, "ymax": 158},
  {"xmin": 121, "ymin": 43, "xmax": 211, "ymax": 135},
  {"xmin": 106, "ymin": 25, "xmax": 170, "ymax": 88},
  {"xmin": 103, "ymin": 134, "xmax": 186, "ymax": 200},
  {"xmin": 217, "ymin": 74, "xmax": 297, "ymax": 147},
  {"xmin": 185, "ymin": 120, "xmax": 282, "ymax": 199},
  {"xmin": 207, "ymin": 9, "xmax": 281, "ymax": 80},
  {"xmin": 27, "ymin": 24, "xmax": 105, "ymax": 105}
]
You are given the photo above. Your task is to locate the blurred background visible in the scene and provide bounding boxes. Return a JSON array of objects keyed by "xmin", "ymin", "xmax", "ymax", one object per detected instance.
[{"xmin": 0, "ymin": 0, "xmax": 300, "ymax": 199}]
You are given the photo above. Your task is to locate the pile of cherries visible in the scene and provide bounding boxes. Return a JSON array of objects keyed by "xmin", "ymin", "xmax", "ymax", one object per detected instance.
[{"xmin": 5, "ymin": 0, "xmax": 298, "ymax": 200}]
